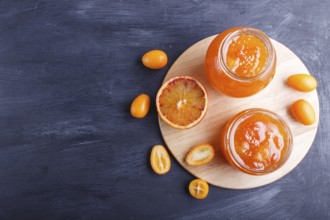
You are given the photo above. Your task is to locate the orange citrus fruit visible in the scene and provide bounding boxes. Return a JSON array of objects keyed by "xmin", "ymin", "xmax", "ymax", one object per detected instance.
[
  {"xmin": 189, "ymin": 179, "xmax": 209, "ymax": 199},
  {"xmin": 186, "ymin": 144, "xmax": 215, "ymax": 166},
  {"xmin": 130, "ymin": 94, "xmax": 150, "ymax": 118},
  {"xmin": 156, "ymin": 76, "xmax": 208, "ymax": 129},
  {"xmin": 291, "ymin": 99, "xmax": 315, "ymax": 125},
  {"xmin": 150, "ymin": 145, "xmax": 171, "ymax": 174},
  {"xmin": 142, "ymin": 50, "xmax": 168, "ymax": 69},
  {"xmin": 287, "ymin": 74, "xmax": 317, "ymax": 92}
]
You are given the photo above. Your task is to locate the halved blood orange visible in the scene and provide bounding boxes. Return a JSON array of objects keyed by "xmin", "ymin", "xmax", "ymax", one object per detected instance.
[{"xmin": 156, "ymin": 76, "xmax": 208, "ymax": 130}]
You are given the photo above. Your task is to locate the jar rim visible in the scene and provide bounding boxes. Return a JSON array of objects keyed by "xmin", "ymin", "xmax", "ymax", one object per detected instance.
[
  {"xmin": 225, "ymin": 108, "xmax": 293, "ymax": 175},
  {"xmin": 218, "ymin": 27, "xmax": 276, "ymax": 82}
]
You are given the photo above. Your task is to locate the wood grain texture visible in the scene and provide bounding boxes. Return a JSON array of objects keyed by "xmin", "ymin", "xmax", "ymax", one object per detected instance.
[
  {"xmin": 159, "ymin": 36, "xmax": 319, "ymax": 189},
  {"xmin": 0, "ymin": 0, "xmax": 329, "ymax": 219}
]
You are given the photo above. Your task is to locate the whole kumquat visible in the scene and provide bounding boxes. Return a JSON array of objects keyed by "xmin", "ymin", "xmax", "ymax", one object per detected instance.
[
  {"xmin": 130, "ymin": 94, "xmax": 150, "ymax": 118},
  {"xmin": 142, "ymin": 50, "xmax": 168, "ymax": 69},
  {"xmin": 287, "ymin": 74, "xmax": 317, "ymax": 92},
  {"xmin": 291, "ymin": 99, "xmax": 315, "ymax": 125}
]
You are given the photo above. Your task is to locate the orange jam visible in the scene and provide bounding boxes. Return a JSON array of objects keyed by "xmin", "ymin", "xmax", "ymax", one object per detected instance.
[
  {"xmin": 205, "ymin": 27, "xmax": 276, "ymax": 97},
  {"xmin": 226, "ymin": 34, "xmax": 267, "ymax": 78},
  {"xmin": 221, "ymin": 109, "xmax": 292, "ymax": 175}
]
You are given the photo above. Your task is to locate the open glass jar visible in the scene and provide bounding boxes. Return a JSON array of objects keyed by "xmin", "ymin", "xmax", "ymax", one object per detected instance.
[
  {"xmin": 205, "ymin": 27, "xmax": 276, "ymax": 98},
  {"xmin": 220, "ymin": 109, "xmax": 293, "ymax": 175}
]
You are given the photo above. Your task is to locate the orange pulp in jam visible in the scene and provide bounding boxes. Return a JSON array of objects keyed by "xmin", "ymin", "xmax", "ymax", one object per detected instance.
[
  {"xmin": 233, "ymin": 112, "xmax": 289, "ymax": 172},
  {"xmin": 222, "ymin": 109, "xmax": 292, "ymax": 175},
  {"xmin": 225, "ymin": 34, "xmax": 268, "ymax": 78}
]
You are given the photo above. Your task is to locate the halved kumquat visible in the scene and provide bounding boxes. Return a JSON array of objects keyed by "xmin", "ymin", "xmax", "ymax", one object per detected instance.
[
  {"xmin": 186, "ymin": 144, "xmax": 215, "ymax": 166},
  {"xmin": 150, "ymin": 145, "xmax": 171, "ymax": 175}
]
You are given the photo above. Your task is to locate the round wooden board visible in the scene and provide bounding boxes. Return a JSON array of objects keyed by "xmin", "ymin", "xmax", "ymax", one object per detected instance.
[{"xmin": 159, "ymin": 35, "xmax": 319, "ymax": 189}]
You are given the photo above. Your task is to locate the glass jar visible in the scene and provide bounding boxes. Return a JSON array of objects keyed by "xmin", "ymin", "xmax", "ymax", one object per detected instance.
[
  {"xmin": 220, "ymin": 109, "xmax": 292, "ymax": 175},
  {"xmin": 205, "ymin": 27, "xmax": 276, "ymax": 98}
]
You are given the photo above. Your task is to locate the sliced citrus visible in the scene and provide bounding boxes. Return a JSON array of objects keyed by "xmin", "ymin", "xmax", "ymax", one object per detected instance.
[
  {"xmin": 189, "ymin": 179, "xmax": 209, "ymax": 199},
  {"xmin": 150, "ymin": 145, "xmax": 171, "ymax": 174},
  {"xmin": 156, "ymin": 76, "xmax": 208, "ymax": 129},
  {"xmin": 186, "ymin": 144, "xmax": 215, "ymax": 166}
]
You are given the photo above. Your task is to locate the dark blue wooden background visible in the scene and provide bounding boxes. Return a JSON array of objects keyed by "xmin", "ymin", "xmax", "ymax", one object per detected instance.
[{"xmin": 0, "ymin": 0, "xmax": 329, "ymax": 219}]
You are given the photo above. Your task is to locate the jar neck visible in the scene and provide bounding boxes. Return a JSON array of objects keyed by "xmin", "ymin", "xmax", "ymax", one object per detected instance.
[{"xmin": 218, "ymin": 28, "xmax": 275, "ymax": 82}]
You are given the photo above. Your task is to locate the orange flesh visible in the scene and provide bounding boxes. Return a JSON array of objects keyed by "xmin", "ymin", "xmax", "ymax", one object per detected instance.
[
  {"xmin": 233, "ymin": 113, "xmax": 288, "ymax": 171},
  {"xmin": 158, "ymin": 78, "xmax": 206, "ymax": 126},
  {"xmin": 226, "ymin": 34, "xmax": 268, "ymax": 78}
]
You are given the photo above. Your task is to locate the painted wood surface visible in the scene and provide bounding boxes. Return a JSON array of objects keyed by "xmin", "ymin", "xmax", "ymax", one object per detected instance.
[{"xmin": 0, "ymin": 0, "xmax": 329, "ymax": 219}]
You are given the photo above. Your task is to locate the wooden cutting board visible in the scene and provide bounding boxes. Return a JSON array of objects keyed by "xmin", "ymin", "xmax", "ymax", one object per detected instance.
[{"xmin": 159, "ymin": 35, "xmax": 319, "ymax": 189}]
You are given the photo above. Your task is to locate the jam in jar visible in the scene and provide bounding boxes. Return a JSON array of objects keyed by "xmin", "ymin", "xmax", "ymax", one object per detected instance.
[
  {"xmin": 205, "ymin": 27, "xmax": 276, "ymax": 97},
  {"xmin": 221, "ymin": 109, "xmax": 292, "ymax": 175}
]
